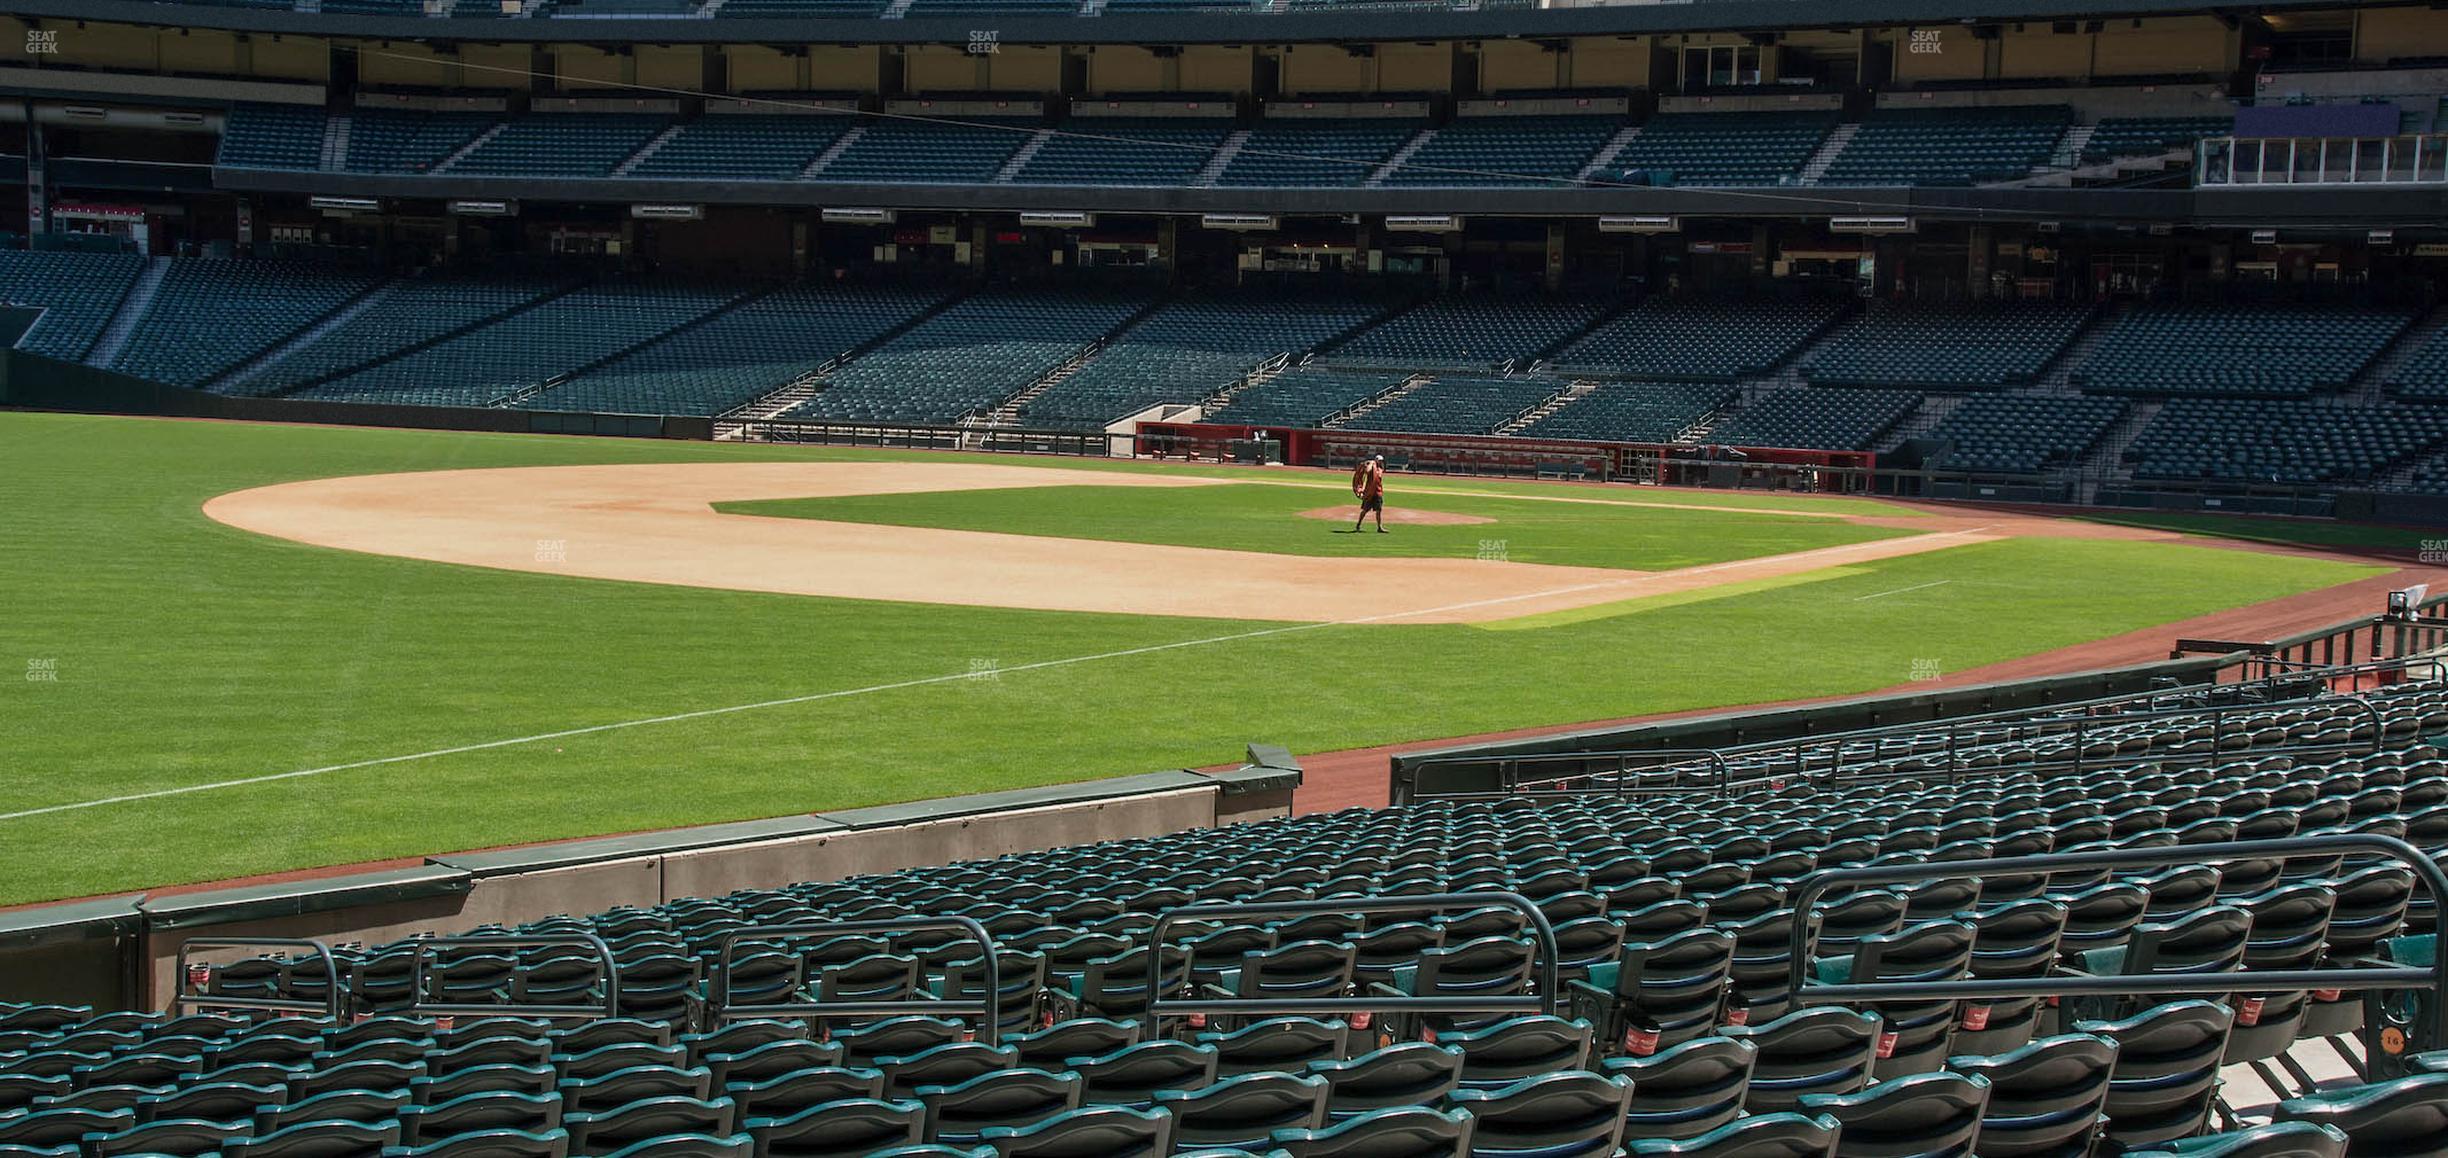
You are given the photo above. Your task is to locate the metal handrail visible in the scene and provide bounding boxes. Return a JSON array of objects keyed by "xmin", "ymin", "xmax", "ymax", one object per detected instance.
[
  {"xmin": 1783, "ymin": 835, "xmax": 2448, "ymax": 1048},
  {"xmin": 1404, "ymin": 748, "xmax": 1733, "ymax": 804},
  {"xmin": 1145, "ymin": 892, "xmax": 1562, "ymax": 1021},
  {"xmin": 710, "ymin": 917, "xmax": 1001, "ymax": 1043},
  {"xmin": 173, "ymin": 937, "xmax": 346, "ymax": 1020},
  {"xmin": 2245, "ymin": 654, "xmax": 2448, "ymax": 686},
  {"xmin": 406, "ymin": 934, "xmax": 620, "ymax": 1021},
  {"xmin": 1759, "ymin": 690, "xmax": 2385, "ymax": 786}
]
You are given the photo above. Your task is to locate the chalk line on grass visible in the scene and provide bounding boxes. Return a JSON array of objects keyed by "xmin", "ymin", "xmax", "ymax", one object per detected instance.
[
  {"xmin": 1854, "ymin": 580, "xmax": 1955, "ymax": 601},
  {"xmin": 1, "ymin": 526, "xmax": 1996, "ymax": 823}
]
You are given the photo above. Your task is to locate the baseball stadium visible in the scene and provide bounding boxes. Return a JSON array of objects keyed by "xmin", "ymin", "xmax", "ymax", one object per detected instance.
[{"xmin": 9, "ymin": 0, "xmax": 2448, "ymax": 1150}]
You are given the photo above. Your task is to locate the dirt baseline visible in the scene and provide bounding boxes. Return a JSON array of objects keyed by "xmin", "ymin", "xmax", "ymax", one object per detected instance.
[{"xmin": 201, "ymin": 461, "xmax": 2008, "ymax": 625}]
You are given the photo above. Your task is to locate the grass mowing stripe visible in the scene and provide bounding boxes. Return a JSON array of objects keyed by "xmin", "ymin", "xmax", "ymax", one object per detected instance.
[
  {"xmin": 719, "ymin": 483, "xmax": 1914, "ymax": 572},
  {"xmin": 0, "ymin": 412, "xmax": 2388, "ymax": 903}
]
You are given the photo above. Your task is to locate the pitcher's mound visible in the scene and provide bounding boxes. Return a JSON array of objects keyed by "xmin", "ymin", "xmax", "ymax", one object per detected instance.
[{"xmin": 1300, "ymin": 505, "xmax": 1495, "ymax": 527}]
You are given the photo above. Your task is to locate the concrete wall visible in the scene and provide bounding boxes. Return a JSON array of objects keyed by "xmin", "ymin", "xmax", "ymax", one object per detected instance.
[{"xmin": 136, "ymin": 780, "xmax": 1283, "ymax": 1012}]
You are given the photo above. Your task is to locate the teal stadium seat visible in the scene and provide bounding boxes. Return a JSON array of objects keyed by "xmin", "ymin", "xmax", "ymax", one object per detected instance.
[
  {"xmin": 787, "ymin": 290, "xmax": 1151, "ymax": 424},
  {"xmin": 1018, "ymin": 289, "xmax": 1396, "ymax": 430},
  {"xmin": 109, "ymin": 259, "xmax": 382, "ymax": 388},
  {"xmin": 1334, "ymin": 374, "xmax": 1564, "ymax": 435},
  {"xmin": 447, "ymin": 113, "xmax": 672, "ymax": 178},
  {"xmin": 344, "ymin": 109, "xmax": 501, "ymax": 174},
  {"xmin": 1517, "ymin": 383, "xmax": 1732, "ymax": 444},
  {"xmin": 2073, "ymin": 303, "xmax": 2415, "ymax": 399},
  {"xmin": 292, "ymin": 279, "xmax": 745, "ymax": 407},
  {"xmin": 522, "ymin": 283, "xmax": 947, "ymax": 417},
  {"xmin": 1608, "ymin": 111, "xmax": 1835, "ymax": 187},
  {"xmin": 1707, "ymin": 387, "xmax": 1921, "ymax": 451},
  {"xmin": 1381, "ymin": 115, "xmax": 1623, "ymax": 187},
  {"xmin": 1332, "ymin": 294, "xmax": 1611, "ymax": 370},
  {"xmin": 1010, "ymin": 117, "xmax": 1235, "ymax": 186},
  {"xmin": 1802, "ymin": 301, "xmax": 2094, "ymax": 390},
  {"xmin": 1552, "ymin": 297, "xmax": 1846, "ymax": 381},
  {"xmin": 1820, "ymin": 105, "xmax": 2073, "ymax": 186},
  {"xmin": 0, "ymin": 250, "xmax": 143, "ymax": 363},
  {"xmin": 217, "ymin": 104, "xmax": 328, "ymax": 169},
  {"xmin": 1215, "ymin": 117, "xmax": 1424, "ymax": 187},
  {"xmin": 627, "ymin": 113, "xmax": 856, "ymax": 181}
]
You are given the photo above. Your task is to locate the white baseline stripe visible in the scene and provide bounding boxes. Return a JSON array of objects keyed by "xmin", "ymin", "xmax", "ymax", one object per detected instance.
[
  {"xmin": 1854, "ymin": 579, "xmax": 1954, "ymax": 602},
  {"xmin": 2, "ymin": 527, "xmax": 1994, "ymax": 823}
]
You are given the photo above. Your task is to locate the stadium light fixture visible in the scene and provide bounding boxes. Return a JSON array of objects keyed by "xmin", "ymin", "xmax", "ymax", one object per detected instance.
[
  {"xmin": 821, "ymin": 207, "xmax": 897, "ymax": 225},
  {"xmin": 1598, "ymin": 215, "xmax": 1679, "ymax": 234},
  {"xmin": 447, "ymin": 200, "xmax": 517, "ymax": 217},
  {"xmin": 1019, "ymin": 211, "xmax": 1096, "ymax": 228},
  {"xmin": 1385, "ymin": 215, "xmax": 1463, "ymax": 233},
  {"xmin": 308, "ymin": 196, "xmax": 381, "ymax": 215},
  {"xmin": 631, "ymin": 204, "xmax": 703, "ymax": 221},
  {"xmin": 1201, "ymin": 214, "xmax": 1279, "ymax": 231},
  {"xmin": 1830, "ymin": 216, "xmax": 1914, "ymax": 234}
]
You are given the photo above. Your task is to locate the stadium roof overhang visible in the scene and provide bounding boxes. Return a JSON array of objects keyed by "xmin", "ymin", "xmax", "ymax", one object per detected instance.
[{"xmin": 0, "ymin": 0, "xmax": 2404, "ymax": 47}]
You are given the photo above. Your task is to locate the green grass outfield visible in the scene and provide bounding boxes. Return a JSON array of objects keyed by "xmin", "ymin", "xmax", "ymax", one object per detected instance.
[
  {"xmin": 720, "ymin": 483, "xmax": 1913, "ymax": 571},
  {"xmin": 0, "ymin": 411, "xmax": 2388, "ymax": 905}
]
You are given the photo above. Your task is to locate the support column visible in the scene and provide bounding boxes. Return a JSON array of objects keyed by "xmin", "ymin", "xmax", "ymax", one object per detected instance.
[
  {"xmin": 1968, "ymin": 224, "xmax": 1993, "ymax": 298},
  {"xmin": 23, "ymin": 104, "xmax": 45, "ymax": 240}
]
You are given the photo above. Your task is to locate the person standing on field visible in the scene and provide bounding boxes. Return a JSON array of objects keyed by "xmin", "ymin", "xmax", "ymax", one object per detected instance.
[{"xmin": 1351, "ymin": 454, "xmax": 1389, "ymax": 533}]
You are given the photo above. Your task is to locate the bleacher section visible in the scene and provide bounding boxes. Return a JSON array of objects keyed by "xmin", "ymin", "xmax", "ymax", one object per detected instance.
[
  {"xmin": 1009, "ymin": 118, "xmax": 1234, "ymax": 185},
  {"xmin": 628, "ymin": 114, "xmax": 855, "ymax": 180},
  {"xmin": 1802, "ymin": 301, "xmax": 2094, "ymax": 390},
  {"xmin": 1204, "ymin": 366, "xmax": 1409, "ymax": 428},
  {"xmin": 1380, "ymin": 115, "xmax": 1622, "ymax": 187},
  {"xmin": 215, "ymin": 104, "xmax": 327, "ymax": 169},
  {"xmin": 1925, "ymin": 394, "xmax": 2128, "ymax": 474},
  {"xmin": 712, "ymin": 0, "xmax": 884, "ymax": 15},
  {"xmin": 2081, "ymin": 115, "xmax": 2234, "ymax": 163},
  {"xmin": 0, "ymin": 251, "xmax": 144, "ymax": 363},
  {"xmin": 230, "ymin": 273, "xmax": 578, "ymax": 397},
  {"xmin": 1330, "ymin": 294, "xmax": 1609, "ymax": 370},
  {"xmin": 1517, "ymin": 382, "xmax": 1732, "ymax": 444},
  {"xmin": 2130, "ymin": 397, "xmax": 2448, "ymax": 484},
  {"xmin": 109, "ymin": 260, "xmax": 381, "ymax": 388},
  {"xmin": 2385, "ymin": 329, "xmax": 2448, "ymax": 401},
  {"xmin": 1707, "ymin": 387, "xmax": 1921, "ymax": 450},
  {"xmin": 812, "ymin": 119, "xmax": 1038, "ymax": 184},
  {"xmin": 1607, "ymin": 111, "xmax": 1834, "ymax": 187},
  {"xmin": 2073, "ymin": 303, "xmax": 2415, "ymax": 398},
  {"xmin": 291, "ymin": 280, "xmax": 744, "ymax": 407},
  {"xmin": 445, "ymin": 113, "xmax": 671, "ymax": 177},
  {"xmin": 523, "ymin": 283, "xmax": 947, "ymax": 416},
  {"xmin": 1819, "ymin": 105, "xmax": 2073, "ymax": 186},
  {"xmin": 344, "ymin": 108, "xmax": 501, "ymax": 174},
  {"xmin": 1017, "ymin": 290, "xmax": 1394, "ymax": 430},
  {"xmin": 901, "ymin": 0, "xmax": 1078, "ymax": 14},
  {"xmin": 1336, "ymin": 373, "xmax": 1562, "ymax": 435},
  {"xmin": 196, "ymin": 104, "xmax": 2255, "ymax": 193},
  {"xmin": 786, "ymin": 291, "xmax": 1149, "ymax": 424},
  {"xmin": 1552, "ymin": 296, "xmax": 1846, "ymax": 381},
  {"xmin": 11, "ymin": 675, "xmax": 2445, "ymax": 1158},
  {"xmin": 1214, "ymin": 118, "xmax": 1421, "ymax": 186}
]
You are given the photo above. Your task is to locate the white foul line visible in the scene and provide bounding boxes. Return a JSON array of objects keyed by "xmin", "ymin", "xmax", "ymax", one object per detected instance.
[
  {"xmin": 1854, "ymin": 579, "xmax": 1954, "ymax": 602},
  {"xmin": 2, "ymin": 527, "xmax": 1995, "ymax": 823}
]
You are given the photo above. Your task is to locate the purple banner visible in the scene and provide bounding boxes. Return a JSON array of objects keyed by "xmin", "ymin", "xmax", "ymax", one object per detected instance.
[{"xmin": 2235, "ymin": 103, "xmax": 2399, "ymax": 138}]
